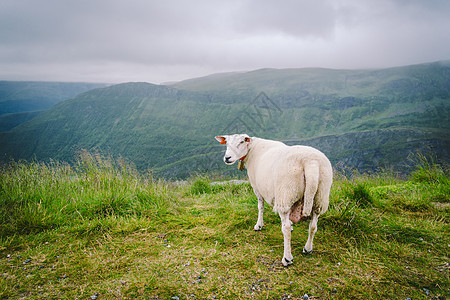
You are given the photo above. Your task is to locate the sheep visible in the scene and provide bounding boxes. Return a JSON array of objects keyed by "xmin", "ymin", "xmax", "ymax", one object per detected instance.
[{"xmin": 215, "ymin": 134, "xmax": 333, "ymax": 266}]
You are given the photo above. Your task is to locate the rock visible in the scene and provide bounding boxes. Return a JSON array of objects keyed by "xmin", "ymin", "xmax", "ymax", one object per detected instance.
[
  {"xmin": 302, "ymin": 294, "xmax": 309, "ymax": 300},
  {"xmin": 171, "ymin": 297, "xmax": 179, "ymax": 300},
  {"xmin": 423, "ymin": 288, "xmax": 430, "ymax": 296},
  {"xmin": 23, "ymin": 259, "xmax": 32, "ymax": 264},
  {"xmin": 90, "ymin": 292, "xmax": 99, "ymax": 299},
  {"xmin": 211, "ymin": 180, "xmax": 248, "ymax": 186}
]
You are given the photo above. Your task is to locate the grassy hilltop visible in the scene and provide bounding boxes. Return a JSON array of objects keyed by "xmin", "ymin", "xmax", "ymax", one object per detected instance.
[{"xmin": 0, "ymin": 153, "xmax": 448, "ymax": 299}]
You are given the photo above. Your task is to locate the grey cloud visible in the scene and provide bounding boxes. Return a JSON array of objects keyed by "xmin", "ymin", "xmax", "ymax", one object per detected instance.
[
  {"xmin": 0, "ymin": 0, "xmax": 449, "ymax": 83},
  {"xmin": 232, "ymin": 0, "xmax": 337, "ymax": 38}
]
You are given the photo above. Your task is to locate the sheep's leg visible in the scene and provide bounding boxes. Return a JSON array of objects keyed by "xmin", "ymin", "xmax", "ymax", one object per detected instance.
[
  {"xmin": 254, "ymin": 196, "xmax": 264, "ymax": 231},
  {"xmin": 303, "ymin": 212, "xmax": 319, "ymax": 254},
  {"xmin": 279, "ymin": 212, "xmax": 294, "ymax": 266}
]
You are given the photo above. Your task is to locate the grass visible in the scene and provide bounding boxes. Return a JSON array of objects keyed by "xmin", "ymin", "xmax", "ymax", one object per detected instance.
[{"xmin": 0, "ymin": 152, "xmax": 448, "ymax": 299}]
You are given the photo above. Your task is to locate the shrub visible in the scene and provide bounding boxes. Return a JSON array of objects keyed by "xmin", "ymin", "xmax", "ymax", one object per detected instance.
[
  {"xmin": 409, "ymin": 152, "xmax": 449, "ymax": 185},
  {"xmin": 190, "ymin": 177, "xmax": 212, "ymax": 195},
  {"xmin": 351, "ymin": 182, "xmax": 374, "ymax": 208},
  {"xmin": 341, "ymin": 181, "xmax": 374, "ymax": 208}
]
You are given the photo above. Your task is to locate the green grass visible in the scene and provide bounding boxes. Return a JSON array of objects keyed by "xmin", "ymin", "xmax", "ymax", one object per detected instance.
[{"xmin": 0, "ymin": 153, "xmax": 449, "ymax": 299}]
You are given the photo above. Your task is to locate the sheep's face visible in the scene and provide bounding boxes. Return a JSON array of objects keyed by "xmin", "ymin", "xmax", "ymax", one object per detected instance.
[{"xmin": 215, "ymin": 134, "xmax": 251, "ymax": 165}]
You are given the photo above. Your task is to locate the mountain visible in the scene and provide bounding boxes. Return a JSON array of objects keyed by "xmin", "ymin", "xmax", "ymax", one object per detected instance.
[
  {"xmin": 0, "ymin": 111, "xmax": 42, "ymax": 132},
  {"xmin": 0, "ymin": 81, "xmax": 109, "ymax": 129},
  {"xmin": 0, "ymin": 62, "xmax": 449, "ymax": 178}
]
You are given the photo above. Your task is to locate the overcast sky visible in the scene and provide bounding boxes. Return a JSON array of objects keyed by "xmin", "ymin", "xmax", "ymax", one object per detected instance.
[{"xmin": 1, "ymin": 0, "xmax": 449, "ymax": 84}]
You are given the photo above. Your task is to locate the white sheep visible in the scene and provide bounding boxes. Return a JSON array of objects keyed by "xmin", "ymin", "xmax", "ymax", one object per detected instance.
[{"xmin": 215, "ymin": 134, "xmax": 333, "ymax": 266}]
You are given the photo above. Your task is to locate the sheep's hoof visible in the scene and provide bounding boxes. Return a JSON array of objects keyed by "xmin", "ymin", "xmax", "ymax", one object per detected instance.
[
  {"xmin": 253, "ymin": 224, "xmax": 263, "ymax": 231},
  {"xmin": 302, "ymin": 248, "xmax": 313, "ymax": 255},
  {"xmin": 282, "ymin": 257, "xmax": 293, "ymax": 267}
]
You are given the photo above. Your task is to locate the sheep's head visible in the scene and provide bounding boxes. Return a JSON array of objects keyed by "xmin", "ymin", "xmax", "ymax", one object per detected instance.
[{"xmin": 215, "ymin": 134, "xmax": 251, "ymax": 165}]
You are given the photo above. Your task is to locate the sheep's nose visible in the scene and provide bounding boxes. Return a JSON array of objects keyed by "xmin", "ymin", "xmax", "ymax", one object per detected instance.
[{"xmin": 224, "ymin": 156, "xmax": 232, "ymax": 162}]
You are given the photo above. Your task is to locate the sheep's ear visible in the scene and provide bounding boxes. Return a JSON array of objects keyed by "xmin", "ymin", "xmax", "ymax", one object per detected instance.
[
  {"xmin": 215, "ymin": 136, "xmax": 227, "ymax": 144},
  {"xmin": 244, "ymin": 137, "xmax": 251, "ymax": 143}
]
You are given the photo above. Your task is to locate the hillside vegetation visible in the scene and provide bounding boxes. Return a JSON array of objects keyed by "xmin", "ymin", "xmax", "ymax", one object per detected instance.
[
  {"xmin": 0, "ymin": 81, "xmax": 108, "ymax": 116},
  {"xmin": 0, "ymin": 111, "xmax": 42, "ymax": 132},
  {"xmin": 0, "ymin": 81, "xmax": 108, "ymax": 132},
  {"xmin": 0, "ymin": 152, "xmax": 448, "ymax": 299},
  {"xmin": 0, "ymin": 62, "xmax": 449, "ymax": 178}
]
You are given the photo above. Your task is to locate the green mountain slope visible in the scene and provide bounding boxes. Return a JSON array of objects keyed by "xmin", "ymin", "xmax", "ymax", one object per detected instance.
[
  {"xmin": 0, "ymin": 81, "xmax": 108, "ymax": 116},
  {"xmin": 0, "ymin": 62, "xmax": 449, "ymax": 178},
  {"xmin": 0, "ymin": 111, "xmax": 42, "ymax": 132}
]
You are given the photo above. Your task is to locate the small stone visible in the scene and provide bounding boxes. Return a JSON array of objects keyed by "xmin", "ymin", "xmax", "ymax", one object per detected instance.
[
  {"xmin": 194, "ymin": 278, "xmax": 202, "ymax": 284},
  {"xmin": 91, "ymin": 292, "xmax": 99, "ymax": 300},
  {"xmin": 23, "ymin": 259, "xmax": 32, "ymax": 264},
  {"xmin": 302, "ymin": 294, "xmax": 309, "ymax": 300},
  {"xmin": 423, "ymin": 288, "xmax": 430, "ymax": 296},
  {"xmin": 6, "ymin": 254, "xmax": 11, "ymax": 258},
  {"xmin": 171, "ymin": 296, "xmax": 179, "ymax": 300}
]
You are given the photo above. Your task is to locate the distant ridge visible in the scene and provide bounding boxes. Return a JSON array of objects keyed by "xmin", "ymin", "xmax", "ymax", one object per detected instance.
[
  {"xmin": 0, "ymin": 80, "xmax": 108, "ymax": 116},
  {"xmin": 0, "ymin": 62, "xmax": 449, "ymax": 178},
  {"xmin": 166, "ymin": 71, "xmax": 246, "ymax": 86}
]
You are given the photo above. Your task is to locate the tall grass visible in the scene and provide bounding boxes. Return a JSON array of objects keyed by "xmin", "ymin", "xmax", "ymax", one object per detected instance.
[
  {"xmin": 0, "ymin": 153, "xmax": 448, "ymax": 299},
  {"xmin": 0, "ymin": 150, "xmax": 173, "ymax": 237}
]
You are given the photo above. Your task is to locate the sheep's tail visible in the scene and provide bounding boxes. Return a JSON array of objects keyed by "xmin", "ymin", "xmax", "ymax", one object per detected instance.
[{"xmin": 302, "ymin": 162, "xmax": 320, "ymax": 217}]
